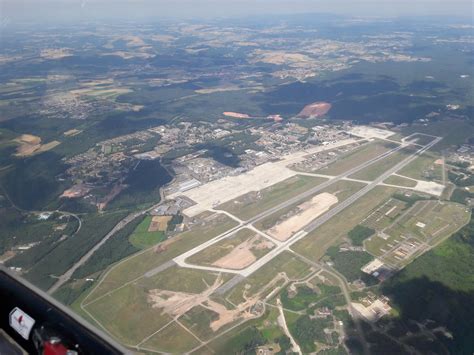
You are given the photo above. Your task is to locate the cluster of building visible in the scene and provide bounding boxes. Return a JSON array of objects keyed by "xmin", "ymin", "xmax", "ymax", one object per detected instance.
[
  {"xmin": 291, "ymin": 141, "xmax": 362, "ymax": 173},
  {"xmin": 450, "ymin": 144, "xmax": 474, "ymax": 167},
  {"xmin": 351, "ymin": 292, "xmax": 392, "ymax": 323},
  {"xmin": 250, "ymin": 122, "xmax": 353, "ymax": 156},
  {"xmin": 248, "ymin": 34, "xmax": 430, "ymax": 81}
]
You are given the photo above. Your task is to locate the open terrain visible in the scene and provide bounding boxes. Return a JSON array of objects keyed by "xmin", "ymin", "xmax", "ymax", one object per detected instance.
[{"xmin": 68, "ymin": 128, "xmax": 471, "ymax": 354}]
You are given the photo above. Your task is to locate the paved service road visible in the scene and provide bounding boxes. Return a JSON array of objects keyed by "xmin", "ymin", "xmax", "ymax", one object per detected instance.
[
  {"xmin": 174, "ymin": 141, "xmax": 410, "ymax": 270},
  {"xmin": 176, "ymin": 135, "xmax": 441, "ymax": 278}
]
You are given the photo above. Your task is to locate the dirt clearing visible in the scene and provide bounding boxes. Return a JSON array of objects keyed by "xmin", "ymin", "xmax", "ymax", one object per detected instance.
[
  {"xmin": 148, "ymin": 275, "xmax": 223, "ymax": 317},
  {"xmin": 149, "ymin": 216, "xmax": 172, "ymax": 232},
  {"xmin": 349, "ymin": 126, "xmax": 395, "ymax": 140},
  {"xmin": 14, "ymin": 134, "xmax": 60, "ymax": 157},
  {"xmin": 268, "ymin": 192, "xmax": 338, "ymax": 241},
  {"xmin": 297, "ymin": 101, "xmax": 332, "ymax": 118},
  {"xmin": 223, "ymin": 112, "xmax": 250, "ymax": 118},
  {"xmin": 148, "ymin": 274, "xmax": 257, "ymax": 331},
  {"xmin": 212, "ymin": 235, "xmax": 274, "ymax": 270},
  {"xmin": 64, "ymin": 129, "xmax": 83, "ymax": 136}
]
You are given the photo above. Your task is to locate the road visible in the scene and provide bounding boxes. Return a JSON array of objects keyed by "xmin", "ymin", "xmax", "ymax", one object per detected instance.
[
  {"xmin": 54, "ymin": 133, "xmax": 436, "ymax": 295},
  {"xmin": 48, "ymin": 195, "xmax": 166, "ymax": 294},
  {"xmin": 174, "ymin": 135, "xmax": 440, "ymax": 277},
  {"xmin": 174, "ymin": 141, "xmax": 408, "ymax": 269},
  {"xmin": 277, "ymin": 297, "xmax": 302, "ymax": 354},
  {"xmin": 290, "ymin": 250, "xmax": 370, "ymax": 355}
]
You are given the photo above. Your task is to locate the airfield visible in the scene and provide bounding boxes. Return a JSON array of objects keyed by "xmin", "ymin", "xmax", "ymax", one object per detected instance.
[{"xmin": 77, "ymin": 127, "xmax": 470, "ymax": 354}]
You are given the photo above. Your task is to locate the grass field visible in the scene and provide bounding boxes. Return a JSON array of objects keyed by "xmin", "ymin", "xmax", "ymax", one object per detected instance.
[
  {"xmin": 386, "ymin": 201, "xmax": 469, "ymax": 244},
  {"xmin": 280, "ymin": 282, "xmax": 341, "ymax": 312},
  {"xmin": 365, "ymin": 200, "xmax": 470, "ymax": 268},
  {"xmin": 129, "ymin": 216, "xmax": 166, "ymax": 249},
  {"xmin": 140, "ymin": 321, "xmax": 200, "ymax": 353},
  {"xmin": 196, "ymin": 307, "xmax": 286, "ymax": 355},
  {"xmin": 226, "ymin": 251, "xmax": 311, "ymax": 305},
  {"xmin": 179, "ymin": 305, "xmax": 219, "ymax": 341},
  {"xmin": 381, "ymin": 213, "xmax": 474, "ymax": 354},
  {"xmin": 85, "ymin": 213, "xmax": 238, "ymax": 300},
  {"xmin": 84, "ymin": 267, "xmax": 226, "ymax": 345},
  {"xmin": 399, "ymin": 119, "xmax": 474, "ymax": 152},
  {"xmin": 317, "ymin": 141, "xmax": 398, "ymax": 175},
  {"xmin": 254, "ymin": 180, "xmax": 365, "ymax": 231},
  {"xmin": 361, "ymin": 197, "xmax": 408, "ymax": 231},
  {"xmin": 383, "ymin": 175, "xmax": 418, "ymax": 187},
  {"xmin": 349, "ymin": 146, "xmax": 416, "ymax": 181},
  {"xmin": 292, "ymin": 186, "xmax": 397, "ymax": 261},
  {"xmin": 330, "ymin": 250, "xmax": 374, "ymax": 282},
  {"xmin": 84, "ymin": 281, "xmax": 173, "ymax": 345},
  {"xmin": 397, "ymin": 151, "xmax": 443, "ymax": 181},
  {"xmin": 218, "ymin": 175, "xmax": 327, "ymax": 220},
  {"xmin": 143, "ymin": 266, "xmax": 225, "ymax": 293}
]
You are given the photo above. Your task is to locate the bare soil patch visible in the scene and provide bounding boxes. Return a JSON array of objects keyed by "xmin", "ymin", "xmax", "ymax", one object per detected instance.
[
  {"xmin": 149, "ymin": 216, "xmax": 172, "ymax": 232},
  {"xmin": 13, "ymin": 134, "xmax": 60, "ymax": 157},
  {"xmin": 268, "ymin": 192, "xmax": 338, "ymax": 241},
  {"xmin": 212, "ymin": 235, "xmax": 274, "ymax": 270},
  {"xmin": 297, "ymin": 102, "xmax": 332, "ymax": 118},
  {"xmin": 61, "ymin": 184, "xmax": 90, "ymax": 198},
  {"xmin": 63, "ymin": 129, "xmax": 82, "ymax": 137},
  {"xmin": 223, "ymin": 112, "xmax": 250, "ymax": 118}
]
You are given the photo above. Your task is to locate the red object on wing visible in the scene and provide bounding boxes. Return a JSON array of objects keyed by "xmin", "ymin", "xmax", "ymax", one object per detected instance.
[{"xmin": 42, "ymin": 340, "xmax": 69, "ymax": 355}]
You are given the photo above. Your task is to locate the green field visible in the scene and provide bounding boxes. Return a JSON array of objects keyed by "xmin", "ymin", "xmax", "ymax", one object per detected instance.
[
  {"xmin": 381, "ymin": 213, "xmax": 474, "ymax": 354},
  {"xmin": 128, "ymin": 216, "xmax": 166, "ymax": 249},
  {"xmin": 383, "ymin": 175, "xmax": 418, "ymax": 187},
  {"xmin": 397, "ymin": 151, "xmax": 443, "ymax": 181},
  {"xmin": 83, "ymin": 267, "xmax": 226, "ymax": 345},
  {"xmin": 348, "ymin": 225, "xmax": 375, "ymax": 246},
  {"xmin": 399, "ymin": 119, "xmax": 474, "ymax": 152},
  {"xmin": 365, "ymin": 200, "xmax": 470, "ymax": 268},
  {"xmin": 84, "ymin": 281, "xmax": 173, "ymax": 345},
  {"xmin": 289, "ymin": 314, "xmax": 334, "ymax": 353},
  {"xmin": 349, "ymin": 146, "xmax": 415, "ymax": 181},
  {"xmin": 254, "ymin": 180, "xmax": 365, "ymax": 231},
  {"xmin": 385, "ymin": 201, "xmax": 469, "ymax": 244},
  {"xmin": 317, "ymin": 141, "xmax": 398, "ymax": 175},
  {"xmin": 330, "ymin": 250, "xmax": 374, "ymax": 282},
  {"xmin": 84, "ymin": 213, "xmax": 238, "ymax": 300},
  {"xmin": 361, "ymin": 197, "xmax": 408, "ymax": 231},
  {"xmin": 281, "ymin": 283, "xmax": 341, "ymax": 312},
  {"xmin": 218, "ymin": 175, "xmax": 327, "ymax": 220},
  {"xmin": 143, "ymin": 266, "xmax": 226, "ymax": 293},
  {"xmin": 196, "ymin": 307, "xmax": 287, "ymax": 355},
  {"xmin": 179, "ymin": 305, "xmax": 219, "ymax": 341},
  {"xmin": 226, "ymin": 251, "xmax": 311, "ymax": 305},
  {"xmin": 140, "ymin": 321, "xmax": 200, "ymax": 353},
  {"xmin": 292, "ymin": 186, "xmax": 397, "ymax": 261}
]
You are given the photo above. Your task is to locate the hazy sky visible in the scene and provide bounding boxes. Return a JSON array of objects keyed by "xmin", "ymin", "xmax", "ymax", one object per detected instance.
[{"xmin": 2, "ymin": 0, "xmax": 473, "ymax": 23}]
